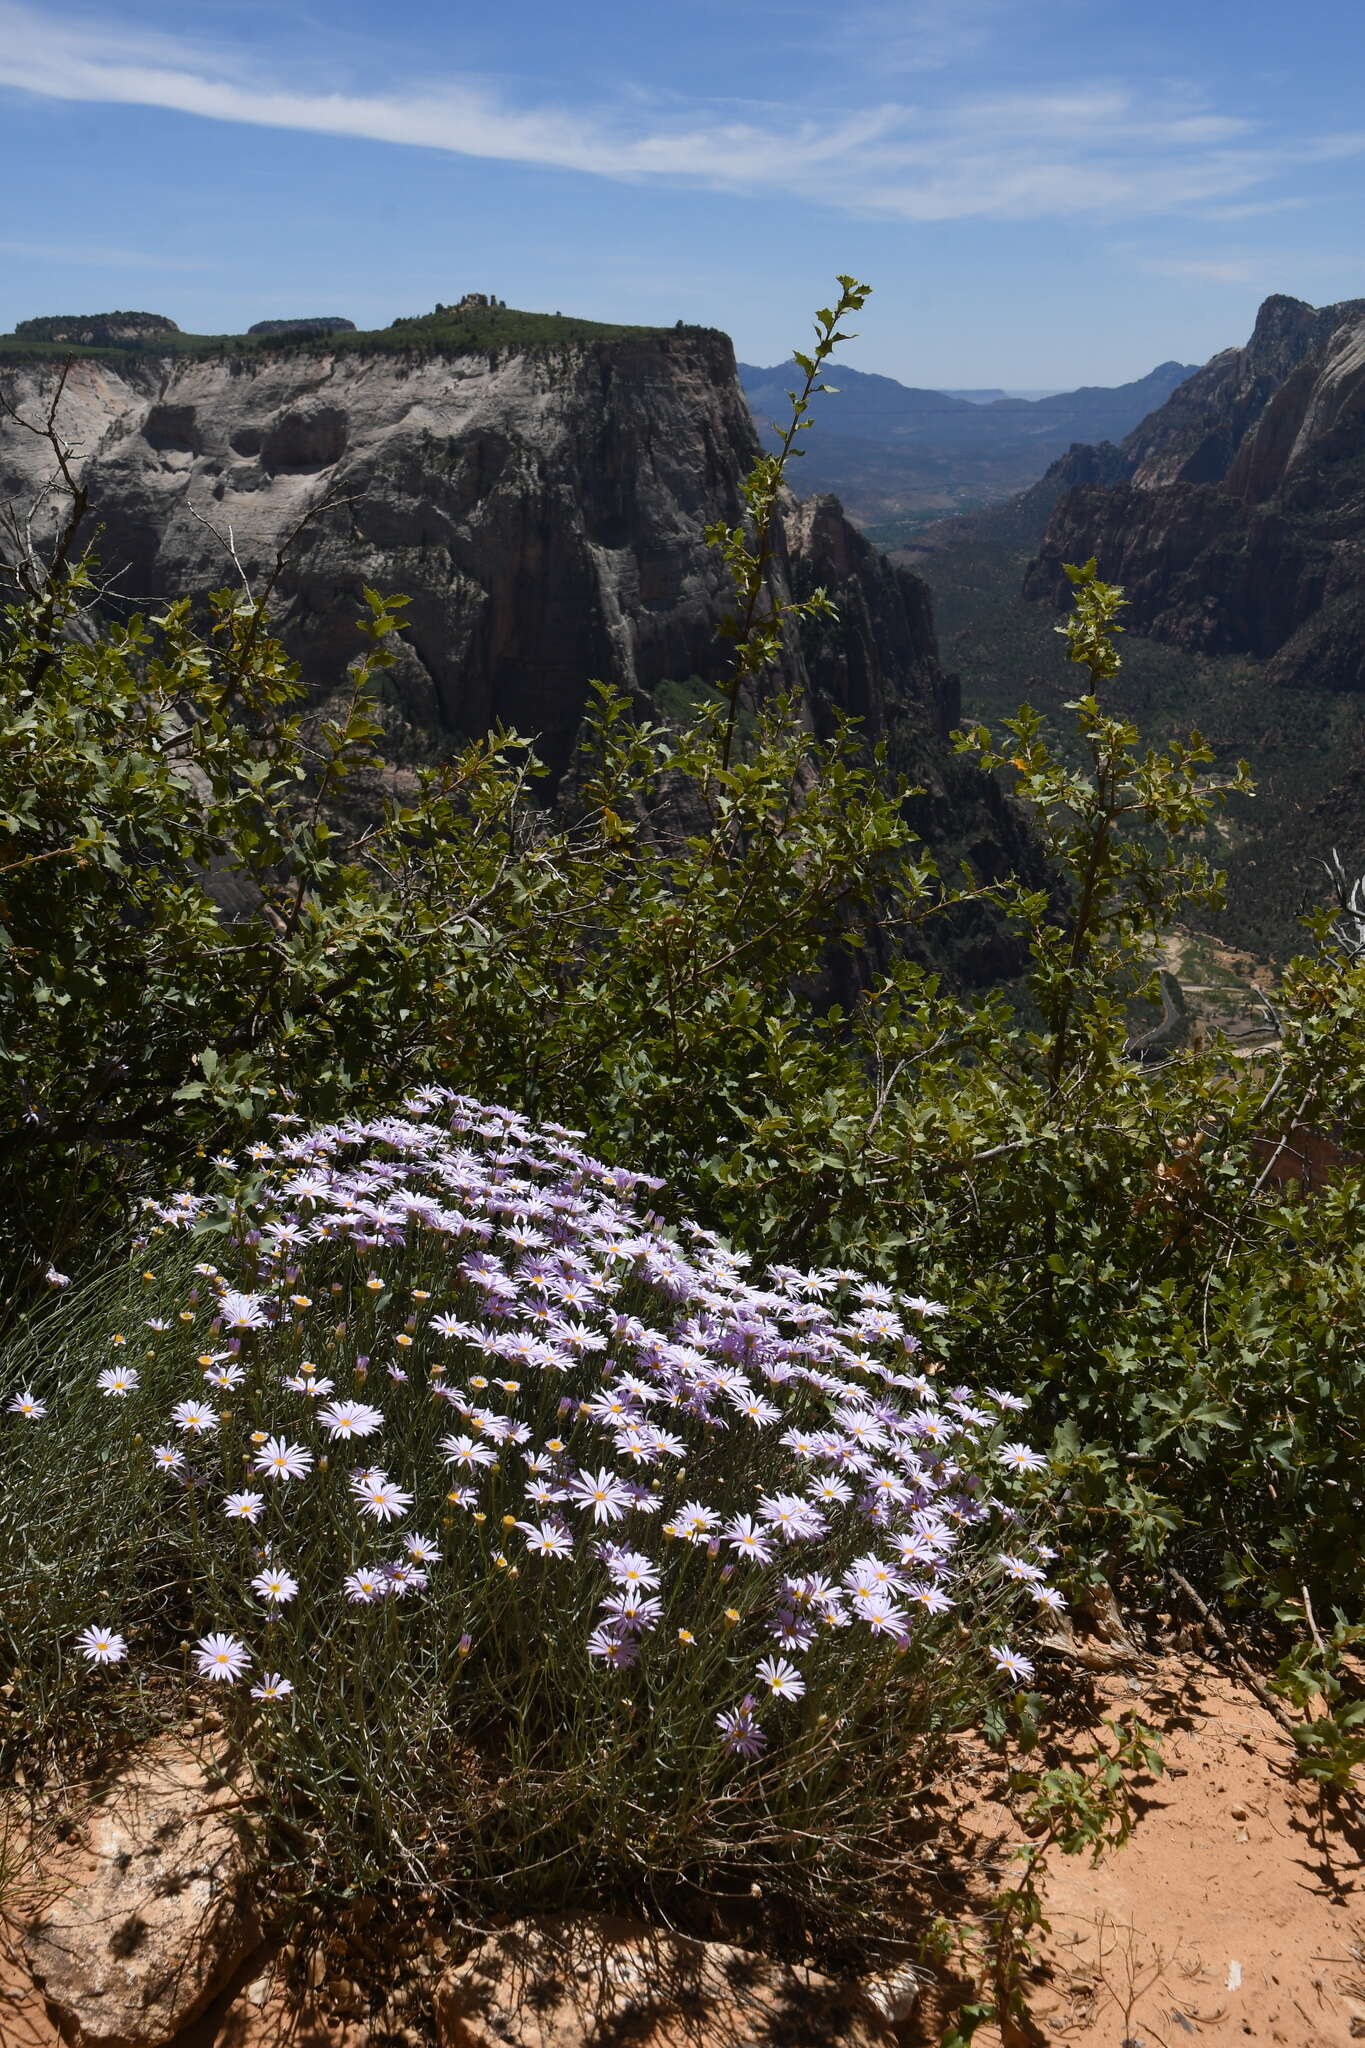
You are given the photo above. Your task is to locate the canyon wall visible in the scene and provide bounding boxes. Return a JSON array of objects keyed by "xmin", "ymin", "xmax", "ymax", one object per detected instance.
[
  {"xmin": 1023, "ymin": 295, "xmax": 1365, "ymax": 691},
  {"xmin": 0, "ymin": 332, "xmax": 958, "ymax": 768},
  {"xmin": 0, "ymin": 327, "xmax": 1035, "ymax": 975}
]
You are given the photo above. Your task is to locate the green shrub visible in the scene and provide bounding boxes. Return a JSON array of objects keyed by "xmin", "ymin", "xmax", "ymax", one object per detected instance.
[{"xmin": 0, "ymin": 553, "xmax": 948, "ymax": 1284}]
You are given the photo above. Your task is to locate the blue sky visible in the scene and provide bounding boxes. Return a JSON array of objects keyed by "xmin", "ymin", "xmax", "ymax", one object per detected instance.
[{"xmin": 1, "ymin": 0, "xmax": 1362, "ymax": 385}]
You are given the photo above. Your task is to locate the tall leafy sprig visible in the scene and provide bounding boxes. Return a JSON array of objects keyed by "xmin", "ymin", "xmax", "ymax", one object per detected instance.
[
  {"xmin": 705, "ymin": 275, "xmax": 871, "ymax": 767},
  {"xmin": 958, "ymin": 558, "xmax": 1253, "ymax": 1106}
]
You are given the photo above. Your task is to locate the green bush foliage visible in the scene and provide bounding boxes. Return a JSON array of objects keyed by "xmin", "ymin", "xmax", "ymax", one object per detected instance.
[{"xmin": 0, "ymin": 558, "xmax": 946, "ymax": 1278}]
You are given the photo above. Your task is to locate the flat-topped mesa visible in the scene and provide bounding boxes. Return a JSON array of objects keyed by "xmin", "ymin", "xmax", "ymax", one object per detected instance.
[
  {"xmin": 1023, "ymin": 293, "xmax": 1365, "ymax": 688},
  {"xmin": 0, "ymin": 301, "xmax": 698, "ymax": 365},
  {"xmin": 14, "ymin": 310, "xmax": 180, "ymax": 345},
  {"xmin": 246, "ymin": 317, "xmax": 358, "ymax": 338}
]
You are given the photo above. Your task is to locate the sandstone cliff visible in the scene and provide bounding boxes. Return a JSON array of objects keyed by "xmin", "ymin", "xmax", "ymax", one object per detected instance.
[
  {"xmin": 0, "ymin": 326, "xmax": 1036, "ymax": 973},
  {"xmin": 1, "ymin": 330, "xmax": 965, "ymax": 769},
  {"xmin": 1023, "ymin": 295, "xmax": 1365, "ymax": 690}
]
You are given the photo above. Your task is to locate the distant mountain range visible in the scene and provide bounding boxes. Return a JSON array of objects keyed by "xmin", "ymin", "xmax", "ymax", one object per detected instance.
[
  {"xmin": 738, "ymin": 358, "xmax": 1200, "ymax": 538},
  {"xmin": 941, "ymin": 388, "xmax": 1064, "ymax": 403}
]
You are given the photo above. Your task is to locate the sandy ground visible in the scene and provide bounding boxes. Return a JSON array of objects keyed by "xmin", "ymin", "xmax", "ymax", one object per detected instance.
[
  {"xmin": 912, "ymin": 1654, "xmax": 1365, "ymax": 2048},
  {"xmin": 4, "ymin": 1653, "xmax": 1361, "ymax": 2047}
]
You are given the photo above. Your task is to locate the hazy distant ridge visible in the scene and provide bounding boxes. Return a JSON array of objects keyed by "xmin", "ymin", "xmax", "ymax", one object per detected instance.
[{"xmin": 737, "ymin": 357, "xmax": 1200, "ymax": 533}]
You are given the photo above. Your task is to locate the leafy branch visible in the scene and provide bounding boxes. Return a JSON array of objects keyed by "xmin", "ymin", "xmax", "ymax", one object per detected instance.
[{"xmin": 706, "ymin": 275, "xmax": 871, "ymax": 767}]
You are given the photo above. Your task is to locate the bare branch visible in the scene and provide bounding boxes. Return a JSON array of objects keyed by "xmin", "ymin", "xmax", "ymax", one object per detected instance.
[
  {"xmin": 185, "ymin": 499, "xmax": 256, "ymax": 601},
  {"xmin": 0, "ymin": 361, "xmax": 90, "ymax": 600}
]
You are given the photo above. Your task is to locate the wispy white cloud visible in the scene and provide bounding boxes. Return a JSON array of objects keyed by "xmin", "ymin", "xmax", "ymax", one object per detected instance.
[
  {"xmin": 0, "ymin": 5, "xmax": 883, "ymax": 185},
  {"xmin": 827, "ymin": 0, "xmax": 1019, "ymax": 76},
  {"xmin": 0, "ymin": 2, "xmax": 1358, "ymax": 225},
  {"xmin": 1302, "ymin": 131, "xmax": 1365, "ymax": 161}
]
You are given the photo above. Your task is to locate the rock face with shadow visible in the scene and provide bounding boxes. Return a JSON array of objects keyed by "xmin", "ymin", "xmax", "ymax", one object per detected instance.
[
  {"xmin": 1024, "ymin": 294, "xmax": 1365, "ymax": 690},
  {"xmin": 0, "ymin": 327, "xmax": 1035, "ymax": 976},
  {"xmin": 0, "ymin": 332, "xmax": 954, "ymax": 769},
  {"xmin": 432, "ymin": 1915, "xmax": 898, "ymax": 2047},
  {"xmin": 3, "ymin": 1740, "xmax": 259, "ymax": 2047}
]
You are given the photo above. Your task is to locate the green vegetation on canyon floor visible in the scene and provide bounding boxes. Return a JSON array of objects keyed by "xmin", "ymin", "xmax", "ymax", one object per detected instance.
[{"xmin": 904, "ymin": 499, "xmax": 1365, "ymax": 963}]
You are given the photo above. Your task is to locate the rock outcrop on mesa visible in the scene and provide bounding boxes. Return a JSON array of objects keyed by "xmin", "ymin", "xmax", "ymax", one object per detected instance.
[{"xmin": 1024, "ymin": 294, "xmax": 1365, "ymax": 689}]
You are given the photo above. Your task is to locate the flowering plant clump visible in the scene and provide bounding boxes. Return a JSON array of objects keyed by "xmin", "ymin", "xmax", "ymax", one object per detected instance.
[{"xmin": 5, "ymin": 1091, "xmax": 1060, "ymax": 1925}]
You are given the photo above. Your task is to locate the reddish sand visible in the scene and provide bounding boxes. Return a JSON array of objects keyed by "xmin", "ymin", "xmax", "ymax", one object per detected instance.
[
  {"xmin": 4, "ymin": 1652, "xmax": 1360, "ymax": 2046},
  {"xmin": 912, "ymin": 1655, "xmax": 1365, "ymax": 2048}
]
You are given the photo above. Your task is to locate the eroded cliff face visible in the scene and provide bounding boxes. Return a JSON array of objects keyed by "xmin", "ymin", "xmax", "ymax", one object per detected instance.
[
  {"xmin": 1023, "ymin": 295, "xmax": 1365, "ymax": 688},
  {"xmin": 1, "ymin": 328, "xmax": 1040, "ymax": 978},
  {"xmin": 1, "ymin": 332, "xmax": 967, "ymax": 769}
]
